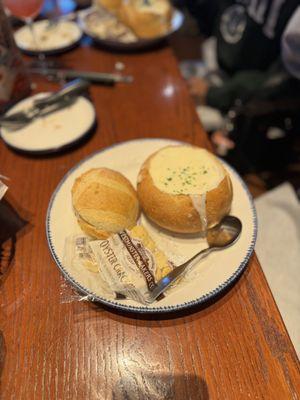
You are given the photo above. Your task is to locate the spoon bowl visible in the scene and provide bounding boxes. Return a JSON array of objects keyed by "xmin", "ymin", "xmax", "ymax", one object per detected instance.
[
  {"xmin": 146, "ymin": 215, "xmax": 242, "ymax": 304},
  {"xmin": 207, "ymin": 215, "xmax": 242, "ymax": 248}
]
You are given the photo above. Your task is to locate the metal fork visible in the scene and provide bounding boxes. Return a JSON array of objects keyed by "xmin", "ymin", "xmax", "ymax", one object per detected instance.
[{"xmin": 0, "ymin": 79, "xmax": 89, "ymax": 130}]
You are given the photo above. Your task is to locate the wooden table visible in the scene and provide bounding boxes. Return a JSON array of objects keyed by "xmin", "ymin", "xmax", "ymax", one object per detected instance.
[{"xmin": 0, "ymin": 42, "xmax": 299, "ymax": 400}]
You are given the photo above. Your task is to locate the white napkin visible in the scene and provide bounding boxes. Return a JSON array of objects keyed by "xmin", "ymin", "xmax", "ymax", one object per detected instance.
[{"xmin": 255, "ymin": 182, "xmax": 300, "ymax": 357}]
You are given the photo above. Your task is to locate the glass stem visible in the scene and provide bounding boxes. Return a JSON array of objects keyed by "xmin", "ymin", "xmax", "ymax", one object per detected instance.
[
  {"xmin": 25, "ymin": 18, "xmax": 39, "ymax": 50},
  {"xmin": 25, "ymin": 18, "xmax": 46, "ymax": 66}
]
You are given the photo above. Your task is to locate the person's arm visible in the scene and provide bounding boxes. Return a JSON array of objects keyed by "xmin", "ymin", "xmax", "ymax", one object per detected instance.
[
  {"xmin": 206, "ymin": 6, "xmax": 300, "ymax": 112},
  {"xmin": 188, "ymin": 61, "xmax": 297, "ymax": 112},
  {"xmin": 185, "ymin": 0, "xmax": 219, "ymax": 37},
  {"xmin": 205, "ymin": 59, "xmax": 300, "ymax": 112}
]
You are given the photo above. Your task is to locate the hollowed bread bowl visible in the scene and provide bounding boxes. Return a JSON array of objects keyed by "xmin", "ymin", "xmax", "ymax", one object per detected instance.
[{"xmin": 137, "ymin": 145, "xmax": 233, "ymax": 233}]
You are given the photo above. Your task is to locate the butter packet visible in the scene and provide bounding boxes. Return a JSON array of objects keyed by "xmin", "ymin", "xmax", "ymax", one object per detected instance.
[
  {"xmin": 63, "ymin": 235, "xmax": 99, "ymax": 274},
  {"xmin": 89, "ymin": 226, "xmax": 173, "ymax": 304}
]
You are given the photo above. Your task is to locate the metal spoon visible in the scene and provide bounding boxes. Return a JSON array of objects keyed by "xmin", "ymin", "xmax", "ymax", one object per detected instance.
[{"xmin": 146, "ymin": 215, "xmax": 242, "ymax": 304}]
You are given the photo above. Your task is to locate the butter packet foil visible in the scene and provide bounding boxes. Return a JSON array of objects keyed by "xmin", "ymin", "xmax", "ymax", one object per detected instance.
[
  {"xmin": 0, "ymin": 181, "xmax": 8, "ymax": 201},
  {"xmin": 64, "ymin": 235, "xmax": 99, "ymax": 273},
  {"xmin": 63, "ymin": 234, "xmax": 115, "ymax": 300},
  {"xmin": 89, "ymin": 226, "xmax": 173, "ymax": 304}
]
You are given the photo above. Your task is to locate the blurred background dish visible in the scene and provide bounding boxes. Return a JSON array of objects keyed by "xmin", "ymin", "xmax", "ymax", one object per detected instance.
[
  {"xmin": 14, "ymin": 19, "xmax": 82, "ymax": 54},
  {"xmin": 0, "ymin": 92, "xmax": 95, "ymax": 154},
  {"xmin": 78, "ymin": 6, "xmax": 184, "ymax": 50}
]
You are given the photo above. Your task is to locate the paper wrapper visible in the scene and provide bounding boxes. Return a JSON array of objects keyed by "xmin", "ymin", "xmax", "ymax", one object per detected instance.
[
  {"xmin": 62, "ymin": 227, "xmax": 174, "ymax": 305},
  {"xmin": 64, "ymin": 235, "xmax": 99, "ymax": 273},
  {"xmin": 89, "ymin": 229, "xmax": 173, "ymax": 304},
  {"xmin": 63, "ymin": 235, "xmax": 115, "ymax": 300}
]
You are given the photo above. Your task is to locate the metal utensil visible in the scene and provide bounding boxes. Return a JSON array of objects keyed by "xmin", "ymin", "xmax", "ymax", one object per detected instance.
[
  {"xmin": 33, "ymin": 79, "xmax": 90, "ymax": 108},
  {"xmin": 146, "ymin": 216, "xmax": 242, "ymax": 304},
  {"xmin": 0, "ymin": 110, "xmax": 41, "ymax": 129},
  {"xmin": 46, "ymin": 12, "xmax": 78, "ymax": 30},
  {"xmin": 0, "ymin": 79, "xmax": 90, "ymax": 130},
  {"xmin": 29, "ymin": 67, "xmax": 134, "ymax": 85}
]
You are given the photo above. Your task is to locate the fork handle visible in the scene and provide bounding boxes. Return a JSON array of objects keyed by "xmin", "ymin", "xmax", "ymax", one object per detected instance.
[{"xmin": 33, "ymin": 79, "xmax": 90, "ymax": 109}]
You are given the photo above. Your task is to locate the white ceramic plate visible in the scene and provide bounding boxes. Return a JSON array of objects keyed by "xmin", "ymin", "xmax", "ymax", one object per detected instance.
[
  {"xmin": 78, "ymin": 7, "xmax": 184, "ymax": 51},
  {"xmin": 14, "ymin": 20, "xmax": 82, "ymax": 54},
  {"xmin": 1, "ymin": 93, "xmax": 96, "ymax": 154},
  {"xmin": 46, "ymin": 139, "xmax": 257, "ymax": 313}
]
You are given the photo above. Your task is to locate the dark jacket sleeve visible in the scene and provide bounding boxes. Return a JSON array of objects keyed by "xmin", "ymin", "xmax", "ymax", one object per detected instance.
[
  {"xmin": 206, "ymin": 61, "xmax": 299, "ymax": 112},
  {"xmin": 185, "ymin": 0, "xmax": 219, "ymax": 37}
]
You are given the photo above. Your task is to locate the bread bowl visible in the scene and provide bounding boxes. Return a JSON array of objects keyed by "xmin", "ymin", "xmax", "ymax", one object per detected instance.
[
  {"xmin": 96, "ymin": 0, "xmax": 123, "ymax": 15},
  {"xmin": 120, "ymin": 0, "xmax": 172, "ymax": 38},
  {"xmin": 72, "ymin": 168, "xmax": 139, "ymax": 239},
  {"xmin": 137, "ymin": 145, "xmax": 233, "ymax": 233}
]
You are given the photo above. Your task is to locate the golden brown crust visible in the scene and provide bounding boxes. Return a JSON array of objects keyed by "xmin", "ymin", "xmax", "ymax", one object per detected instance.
[
  {"xmin": 120, "ymin": 0, "xmax": 172, "ymax": 38},
  {"xmin": 97, "ymin": 0, "xmax": 123, "ymax": 14},
  {"xmin": 77, "ymin": 217, "xmax": 111, "ymax": 240},
  {"xmin": 137, "ymin": 148, "xmax": 233, "ymax": 233},
  {"xmin": 72, "ymin": 167, "xmax": 137, "ymax": 201},
  {"xmin": 72, "ymin": 168, "xmax": 139, "ymax": 238}
]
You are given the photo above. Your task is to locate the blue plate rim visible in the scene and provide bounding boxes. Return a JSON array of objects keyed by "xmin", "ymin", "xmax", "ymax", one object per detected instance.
[{"xmin": 46, "ymin": 138, "xmax": 257, "ymax": 314}]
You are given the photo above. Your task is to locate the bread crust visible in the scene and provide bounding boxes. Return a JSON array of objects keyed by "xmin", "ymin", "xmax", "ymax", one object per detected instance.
[
  {"xmin": 72, "ymin": 168, "xmax": 139, "ymax": 238},
  {"xmin": 120, "ymin": 0, "xmax": 172, "ymax": 38},
  {"xmin": 137, "ymin": 148, "xmax": 233, "ymax": 233},
  {"xmin": 97, "ymin": 0, "xmax": 122, "ymax": 14},
  {"xmin": 77, "ymin": 216, "xmax": 111, "ymax": 239}
]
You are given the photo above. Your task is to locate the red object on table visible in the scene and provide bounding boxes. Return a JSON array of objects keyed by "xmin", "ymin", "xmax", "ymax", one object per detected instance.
[{"xmin": 3, "ymin": 0, "xmax": 44, "ymax": 19}]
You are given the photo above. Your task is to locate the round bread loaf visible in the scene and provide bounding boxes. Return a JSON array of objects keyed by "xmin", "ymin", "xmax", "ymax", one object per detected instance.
[
  {"xmin": 120, "ymin": 0, "xmax": 172, "ymax": 38},
  {"xmin": 97, "ymin": 0, "xmax": 123, "ymax": 14},
  {"xmin": 137, "ymin": 145, "xmax": 233, "ymax": 233},
  {"xmin": 72, "ymin": 168, "xmax": 139, "ymax": 239}
]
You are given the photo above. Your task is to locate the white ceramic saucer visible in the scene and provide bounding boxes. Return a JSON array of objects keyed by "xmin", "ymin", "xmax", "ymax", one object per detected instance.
[
  {"xmin": 1, "ymin": 93, "xmax": 96, "ymax": 154},
  {"xmin": 14, "ymin": 20, "xmax": 82, "ymax": 54}
]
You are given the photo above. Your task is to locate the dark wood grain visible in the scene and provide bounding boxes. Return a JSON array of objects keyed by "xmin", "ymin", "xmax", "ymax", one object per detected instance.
[{"xmin": 0, "ymin": 43, "xmax": 299, "ymax": 400}]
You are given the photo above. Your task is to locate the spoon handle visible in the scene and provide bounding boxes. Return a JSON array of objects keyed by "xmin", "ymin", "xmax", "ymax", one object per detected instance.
[{"xmin": 146, "ymin": 247, "xmax": 212, "ymax": 303}]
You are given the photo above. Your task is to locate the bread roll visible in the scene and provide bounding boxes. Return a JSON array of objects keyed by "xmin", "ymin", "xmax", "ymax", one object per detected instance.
[
  {"xmin": 137, "ymin": 145, "xmax": 233, "ymax": 233},
  {"xmin": 120, "ymin": 0, "xmax": 172, "ymax": 38},
  {"xmin": 96, "ymin": 0, "xmax": 123, "ymax": 14},
  {"xmin": 72, "ymin": 168, "xmax": 139, "ymax": 239}
]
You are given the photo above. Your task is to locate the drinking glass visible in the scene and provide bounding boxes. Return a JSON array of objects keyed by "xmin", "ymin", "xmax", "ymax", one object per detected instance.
[
  {"xmin": 0, "ymin": 1, "xmax": 31, "ymax": 113},
  {"xmin": 3, "ymin": 0, "xmax": 45, "ymax": 51}
]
